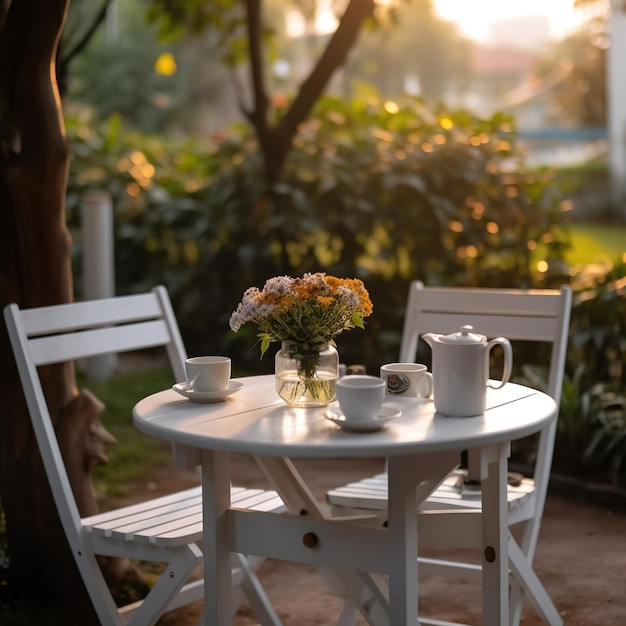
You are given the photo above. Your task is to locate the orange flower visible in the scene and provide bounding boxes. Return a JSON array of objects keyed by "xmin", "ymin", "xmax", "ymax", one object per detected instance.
[{"xmin": 229, "ymin": 273, "xmax": 373, "ymax": 357}]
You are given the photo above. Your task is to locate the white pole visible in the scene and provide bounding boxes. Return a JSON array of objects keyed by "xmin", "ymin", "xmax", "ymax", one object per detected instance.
[
  {"xmin": 82, "ymin": 190, "xmax": 117, "ymax": 380},
  {"xmin": 608, "ymin": 1, "xmax": 626, "ymax": 217},
  {"xmin": 106, "ymin": 0, "xmax": 119, "ymax": 41}
]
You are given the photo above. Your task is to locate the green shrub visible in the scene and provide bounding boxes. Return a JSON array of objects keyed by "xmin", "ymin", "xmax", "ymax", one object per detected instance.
[
  {"xmin": 559, "ymin": 260, "xmax": 626, "ymax": 484},
  {"xmin": 66, "ymin": 94, "xmax": 569, "ymax": 373},
  {"xmin": 64, "ymin": 97, "xmax": 626, "ymax": 487}
]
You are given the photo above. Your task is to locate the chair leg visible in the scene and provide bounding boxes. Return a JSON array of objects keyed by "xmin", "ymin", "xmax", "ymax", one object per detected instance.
[
  {"xmin": 508, "ymin": 539, "xmax": 562, "ymax": 626},
  {"xmin": 127, "ymin": 543, "xmax": 203, "ymax": 626},
  {"xmin": 508, "ymin": 578, "xmax": 524, "ymax": 626},
  {"xmin": 336, "ymin": 602, "xmax": 359, "ymax": 626},
  {"xmin": 327, "ymin": 568, "xmax": 390, "ymax": 626},
  {"xmin": 235, "ymin": 553, "xmax": 283, "ymax": 626},
  {"xmin": 320, "ymin": 568, "xmax": 364, "ymax": 626}
]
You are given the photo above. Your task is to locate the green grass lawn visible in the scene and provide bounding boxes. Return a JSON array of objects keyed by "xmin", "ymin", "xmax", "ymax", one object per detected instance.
[
  {"xmin": 566, "ymin": 222, "xmax": 626, "ymax": 265},
  {"xmin": 80, "ymin": 364, "xmax": 177, "ymax": 499}
]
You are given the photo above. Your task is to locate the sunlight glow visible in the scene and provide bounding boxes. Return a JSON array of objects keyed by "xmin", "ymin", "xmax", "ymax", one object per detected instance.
[
  {"xmin": 289, "ymin": 1, "xmax": 586, "ymax": 42},
  {"xmin": 384, "ymin": 100, "xmax": 400, "ymax": 114},
  {"xmin": 433, "ymin": 0, "xmax": 586, "ymax": 43}
]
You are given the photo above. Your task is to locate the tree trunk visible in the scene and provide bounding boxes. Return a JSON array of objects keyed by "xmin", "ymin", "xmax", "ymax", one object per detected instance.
[
  {"xmin": 243, "ymin": 0, "xmax": 375, "ymax": 185},
  {"xmin": 0, "ymin": 0, "xmax": 120, "ymax": 619}
]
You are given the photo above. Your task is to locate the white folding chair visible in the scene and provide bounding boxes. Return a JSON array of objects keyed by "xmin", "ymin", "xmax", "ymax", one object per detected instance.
[
  {"xmin": 327, "ymin": 281, "xmax": 572, "ymax": 626},
  {"xmin": 4, "ymin": 286, "xmax": 284, "ymax": 626}
]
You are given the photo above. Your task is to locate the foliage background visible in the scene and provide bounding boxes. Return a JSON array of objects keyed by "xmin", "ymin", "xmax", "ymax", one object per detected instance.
[
  {"xmin": 61, "ymin": 0, "xmax": 624, "ymax": 486},
  {"xmin": 66, "ymin": 95, "xmax": 570, "ymax": 367}
]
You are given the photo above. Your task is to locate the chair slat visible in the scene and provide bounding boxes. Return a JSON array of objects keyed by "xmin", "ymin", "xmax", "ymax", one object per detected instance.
[
  {"xmin": 20, "ymin": 292, "xmax": 163, "ymax": 335},
  {"xmin": 414, "ymin": 312, "xmax": 561, "ymax": 342},
  {"xmin": 112, "ymin": 504, "xmax": 203, "ymax": 541},
  {"xmin": 28, "ymin": 320, "xmax": 172, "ymax": 366},
  {"xmin": 91, "ymin": 496, "xmax": 203, "ymax": 535},
  {"xmin": 86, "ymin": 487, "xmax": 285, "ymax": 548},
  {"xmin": 417, "ymin": 288, "xmax": 565, "ymax": 317},
  {"xmin": 83, "ymin": 486, "xmax": 203, "ymax": 528}
]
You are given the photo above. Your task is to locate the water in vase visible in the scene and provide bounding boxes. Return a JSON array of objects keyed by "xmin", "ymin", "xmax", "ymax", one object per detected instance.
[{"xmin": 275, "ymin": 369, "xmax": 337, "ymax": 407}]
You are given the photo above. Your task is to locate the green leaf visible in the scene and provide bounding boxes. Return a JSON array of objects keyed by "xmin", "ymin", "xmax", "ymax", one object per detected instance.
[
  {"xmin": 259, "ymin": 333, "xmax": 271, "ymax": 358},
  {"xmin": 352, "ymin": 312, "xmax": 365, "ymax": 329}
]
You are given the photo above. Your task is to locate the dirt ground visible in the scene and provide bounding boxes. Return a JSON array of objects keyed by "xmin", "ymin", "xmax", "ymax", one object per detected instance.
[{"xmin": 137, "ymin": 454, "xmax": 626, "ymax": 626}]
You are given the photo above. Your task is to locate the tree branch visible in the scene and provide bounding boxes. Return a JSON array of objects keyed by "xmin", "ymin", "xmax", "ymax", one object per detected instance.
[
  {"xmin": 278, "ymin": 0, "xmax": 375, "ymax": 140},
  {"xmin": 242, "ymin": 0, "xmax": 269, "ymax": 132},
  {"xmin": 61, "ymin": 0, "xmax": 111, "ymax": 69}
]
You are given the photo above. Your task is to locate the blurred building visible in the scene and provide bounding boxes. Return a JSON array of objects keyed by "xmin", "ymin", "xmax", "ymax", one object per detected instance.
[
  {"xmin": 452, "ymin": 18, "xmax": 608, "ymax": 168},
  {"xmin": 486, "ymin": 15, "xmax": 553, "ymax": 52},
  {"xmin": 461, "ymin": 44, "xmax": 536, "ymax": 116}
]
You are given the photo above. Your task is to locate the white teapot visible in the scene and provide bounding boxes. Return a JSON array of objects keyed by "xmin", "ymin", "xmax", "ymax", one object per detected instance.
[{"xmin": 422, "ymin": 325, "xmax": 513, "ymax": 417}]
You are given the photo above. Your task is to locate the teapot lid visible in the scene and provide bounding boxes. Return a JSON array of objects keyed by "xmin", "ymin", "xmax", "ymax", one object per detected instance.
[{"xmin": 439, "ymin": 325, "xmax": 486, "ymax": 344}]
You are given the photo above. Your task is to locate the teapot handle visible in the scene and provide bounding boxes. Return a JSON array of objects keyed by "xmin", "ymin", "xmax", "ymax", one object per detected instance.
[{"xmin": 486, "ymin": 338, "xmax": 513, "ymax": 389}]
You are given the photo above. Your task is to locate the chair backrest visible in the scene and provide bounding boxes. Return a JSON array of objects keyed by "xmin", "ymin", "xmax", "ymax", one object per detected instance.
[
  {"xmin": 399, "ymin": 280, "xmax": 572, "ymax": 555},
  {"xmin": 3, "ymin": 286, "xmax": 187, "ymax": 553},
  {"xmin": 400, "ymin": 281, "xmax": 572, "ymax": 406}
]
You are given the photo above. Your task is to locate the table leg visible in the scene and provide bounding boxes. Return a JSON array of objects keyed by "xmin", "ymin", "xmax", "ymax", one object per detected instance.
[
  {"xmin": 201, "ymin": 449, "xmax": 232, "ymax": 626},
  {"xmin": 480, "ymin": 443, "xmax": 509, "ymax": 626},
  {"xmin": 387, "ymin": 455, "xmax": 419, "ymax": 625}
]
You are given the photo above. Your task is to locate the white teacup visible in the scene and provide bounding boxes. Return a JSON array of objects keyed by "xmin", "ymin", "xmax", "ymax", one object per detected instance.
[
  {"xmin": 185, "ymin": 356, "xmax": 231, "ymax": 392},
  {"xmin": 335, "ymin": 375, "xmax": 386, "ymax": 422},
  {"xmin": 380, "ymin": 362, "xmax": 433, "ymax": 398}
]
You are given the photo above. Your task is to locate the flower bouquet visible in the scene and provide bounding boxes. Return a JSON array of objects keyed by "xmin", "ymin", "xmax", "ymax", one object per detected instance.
[{"xmin": 230, "ymin": 273, "xmax": 373, "ymax": 406}]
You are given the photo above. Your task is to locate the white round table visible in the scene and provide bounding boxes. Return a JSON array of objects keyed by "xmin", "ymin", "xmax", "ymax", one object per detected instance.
[
  {"xmin": 134, "ymin": 375, "xmax": 554, "ymax": 457},
  {"xmin": 133, "ymin": 375, "xmax": 557, "ymax": 626}
]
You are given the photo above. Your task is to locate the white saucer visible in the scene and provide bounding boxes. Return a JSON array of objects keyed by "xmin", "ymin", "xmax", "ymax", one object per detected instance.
[
  {"xmin": 324, "ymin": 406, "xmax": 402, "ymax": 432},
  {"xmin": 172, "ymin": 380, "xmax": 244, "ymax": 403}
]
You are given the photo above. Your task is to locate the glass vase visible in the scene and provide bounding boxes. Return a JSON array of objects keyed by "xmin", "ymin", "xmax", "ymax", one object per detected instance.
[{"xmin": 275, "ymin": 340, "xmax": 339, "ymax": 407}]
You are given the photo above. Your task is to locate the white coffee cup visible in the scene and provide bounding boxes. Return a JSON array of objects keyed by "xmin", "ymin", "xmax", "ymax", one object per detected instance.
[
  {"xmin": 335, "ymin": 375, "xmax": 386, "ymax": 422},
  {"xmin": 185, "ymin": 356, "xmax": 231, "ymax": 392},
  {"xmin": 380, "ymin": 362, "xmax": 433, "ymax": 398}
]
